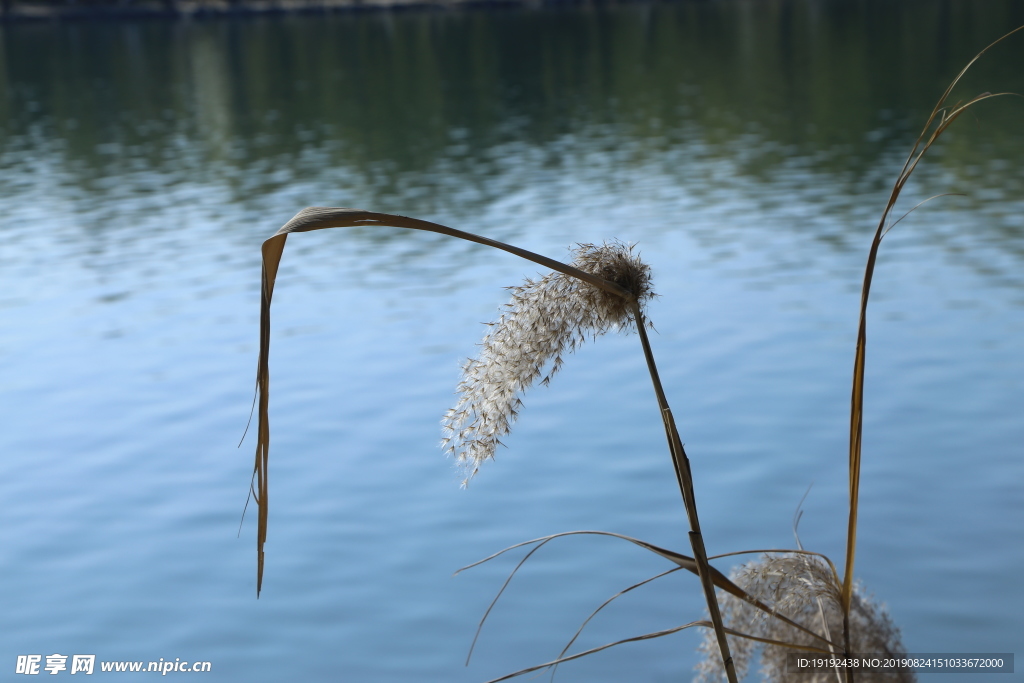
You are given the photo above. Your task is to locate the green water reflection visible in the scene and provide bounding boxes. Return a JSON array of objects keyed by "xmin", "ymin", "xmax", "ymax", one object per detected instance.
[{"xmin": 3, "ymin": 1, "xmax": 1024, "ymax": 222}]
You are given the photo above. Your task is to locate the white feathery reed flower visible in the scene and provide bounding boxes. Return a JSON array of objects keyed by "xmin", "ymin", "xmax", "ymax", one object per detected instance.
[
  {"xmin": 441, "ymin": 241, "xmax": 654, "ymax": 484},
  {"xmin": 695, "ymin": 554, "xmax": 915, "ymax": 683}
]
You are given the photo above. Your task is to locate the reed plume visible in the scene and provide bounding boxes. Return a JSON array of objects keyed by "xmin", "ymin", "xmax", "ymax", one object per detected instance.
[
  {"xmin": 695, "ymin": 554, "xmax": 914, "ymax": 683},
  {"xmin": 441, "ymin": 241, "xmax": 654, "ymax": 484}
]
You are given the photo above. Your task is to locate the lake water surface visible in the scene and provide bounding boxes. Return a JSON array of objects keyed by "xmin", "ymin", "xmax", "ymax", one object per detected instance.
[{"xmin": 2, "ymin": 1, "xmax": 1023, "ymax": 680}]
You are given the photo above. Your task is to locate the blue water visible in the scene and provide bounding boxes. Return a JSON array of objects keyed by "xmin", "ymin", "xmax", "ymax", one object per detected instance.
[{"xmin": 1, "ymin": 3, "xmax": 1023, "ymax": 681}]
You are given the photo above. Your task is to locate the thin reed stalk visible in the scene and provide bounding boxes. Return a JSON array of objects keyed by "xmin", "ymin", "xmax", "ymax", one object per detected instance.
[
  {"xmin": 632, "ymin": 301, "xmax": 737, "ymax": 682},
  {"xmin": 840, "ymin": 27, "xmax": 1023, "ymax": 670}
]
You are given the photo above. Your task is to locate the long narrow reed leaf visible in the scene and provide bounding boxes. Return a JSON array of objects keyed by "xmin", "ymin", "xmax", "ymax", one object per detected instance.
[
  {"xmin": 460, "ymin": 531, "xmax": 840, "ymax": 655},
  {"xmin": 252, "ymin": 209, "xmax": 635, "ymax": 597},
  {"xmin": 841, "ymin": 26, "xmax": 1023, "ymax": 654},
  {"xmin": 481, "ymin": 620, "xmax": 711, "ymax": 683},
  {"xmin": 551, "ymin": 566, "xmax": 684, "ymax": 680},
  {"xmin": 486, "ymin": 620, "xmax": 834, "ymax": 683}
]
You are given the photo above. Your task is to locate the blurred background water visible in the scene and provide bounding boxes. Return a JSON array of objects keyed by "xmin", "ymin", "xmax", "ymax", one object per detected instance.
[{"xmin": 1, "ymin": 0, "xmax": 1023, "ymax": 680}]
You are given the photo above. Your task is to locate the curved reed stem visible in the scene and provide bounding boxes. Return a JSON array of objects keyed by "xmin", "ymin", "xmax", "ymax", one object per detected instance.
[
  {"xmin": 253, "ymin": 208, "xmax": 633, "ymax": 597},
  {"xmin": 840, "ymin": 26, "xmax": 1023, "ymax": 682},
  {"xmin": 252, "ymin": 207, "xmax": 738, "ymax": 679}
]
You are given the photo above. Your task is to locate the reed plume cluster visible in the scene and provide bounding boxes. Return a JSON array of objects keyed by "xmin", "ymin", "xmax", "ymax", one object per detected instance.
[
  {"xmin": 695, "ymin": 554, "xmax": 914, "ymax": 683},
  {"xmin": 441, "ymin": 241, "xmax": 653, "ymax": 484}
]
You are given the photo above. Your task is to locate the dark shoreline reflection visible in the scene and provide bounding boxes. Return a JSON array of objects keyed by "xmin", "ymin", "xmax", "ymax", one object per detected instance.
[{"xmin": 1, "ymin": 0, "xmax": 1023, "ymax": 259}]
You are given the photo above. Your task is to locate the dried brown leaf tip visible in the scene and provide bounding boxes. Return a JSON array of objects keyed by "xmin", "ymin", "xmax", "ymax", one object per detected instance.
[{"xmin": 441, "ymin": 240, "xmax": 654, "ymax": 485}]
